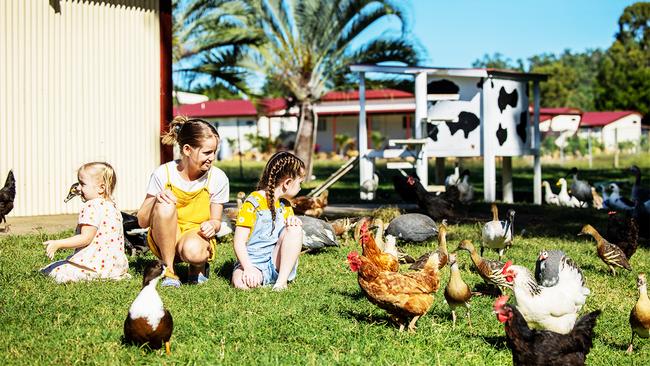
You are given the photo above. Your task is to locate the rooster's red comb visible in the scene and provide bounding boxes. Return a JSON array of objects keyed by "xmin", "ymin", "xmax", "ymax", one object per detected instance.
[
  {"xmin": 501, "ymin": 260, "xmax": 513, "ymax": 275},
  {"xmin": 493, "ymin": 295, "xmax": 510, "ymax": 311}
]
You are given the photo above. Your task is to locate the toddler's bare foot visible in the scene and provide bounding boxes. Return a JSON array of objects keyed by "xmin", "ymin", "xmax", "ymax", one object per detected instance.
[{"xmin": 272, "ymin": 282, "xmax": 288, "ymax": 292}]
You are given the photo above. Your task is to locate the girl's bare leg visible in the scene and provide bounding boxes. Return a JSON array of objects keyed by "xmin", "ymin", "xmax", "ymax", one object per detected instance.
[
  {"xmin": 272, "ymin": 225, "xmax": 302, "ymax": 289},
  {"xmin": 151, "ymin": 201, "xmax": 178, "ymax": 273}
]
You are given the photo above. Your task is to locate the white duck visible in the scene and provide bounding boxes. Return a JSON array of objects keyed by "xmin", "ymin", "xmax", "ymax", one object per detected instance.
[
  {"xmin": 556, "ymin": 178, "xmax": 581, "ymax": 208},
  {"xmin": 599, "ymin": 184, "xmax": 611, "ymax": 210},
  {"xmin": 481, "ymin": 204, "xmax": 515, "ymax": 261},
  {"xmin": 456, "ymin": 169, "xmax": 474, "ymax": 203},
  {"xmin": 606, "ymin": 183, "xmax": 634, "ymax": 211},
  {"xmin": 445, "ymin": 163, "xmax": 461, "ymax": 187},
  {"xmin": 542, "ymin": 181, "xmax": 560, "ymax": 206}
]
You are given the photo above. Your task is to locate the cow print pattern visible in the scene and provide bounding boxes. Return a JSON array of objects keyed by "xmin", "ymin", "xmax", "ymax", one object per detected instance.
[
  {"xmin": 427, "ymin": 123, "xmax": 439, "ymax": 141},
  {"xmin": 447, "ymin": 111, "xmax": 480, "ymax": 138},
  {"xmin": 517, "ymin": 111, "xmax": 527, "ymax": 142},
  {"xmin": 498, "ymin": 87, "xmax": 518, "ymax": 113},
  {"xmin": 496, "ymin": 123, "xmax": 508, "ymax": 146},
  {"xmin": 427, "ymin": 79, "xmax": 460, "ymax": 95}
]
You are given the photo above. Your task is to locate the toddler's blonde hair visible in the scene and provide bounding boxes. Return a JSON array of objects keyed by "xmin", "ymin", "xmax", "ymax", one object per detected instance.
[{"xmin": 78, "ymin": 162, "xmax": 116, "ymax": 200}]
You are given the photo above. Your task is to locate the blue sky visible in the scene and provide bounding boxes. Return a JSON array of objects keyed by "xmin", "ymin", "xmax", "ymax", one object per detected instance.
[{"xmin": 367, "ymin": 0, "xmax": 639, "ymax": 68}]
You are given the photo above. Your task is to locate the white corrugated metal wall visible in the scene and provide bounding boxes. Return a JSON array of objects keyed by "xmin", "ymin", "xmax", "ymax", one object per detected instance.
[{"xmin": 1, "ymin": 0, "xmax": 162, "ymax": 216}]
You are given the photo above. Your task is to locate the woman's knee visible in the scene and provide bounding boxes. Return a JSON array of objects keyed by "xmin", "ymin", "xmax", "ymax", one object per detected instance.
[
  {"xmin": 179, "ymin": 239, "xmax": 209, "ymax": 264},
  {"xmin": 152, "ymin": 201, "xmax": 177, "ymax": 221}
]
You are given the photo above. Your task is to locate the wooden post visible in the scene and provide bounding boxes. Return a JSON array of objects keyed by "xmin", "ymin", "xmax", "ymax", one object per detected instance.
[
  {"xmin": 533, "ymin": 81, "xmax": 542, "ymax": 205},
  {"xmin": 435, "ymin": 157, "xmax": 445, "ymax": 185},
  {"xmin": 587, "ymin": 127, "xmax": 594, "ymax": 169},
  {"xmin": 358, "ymin": 73, "xmax": 373, "ymax": 200},
  {"xmin": 614, "ymin": 128, "xmax": 619, "ymax": 168},
  {"xmin": 415, "ymin": 72, "xmax": 428, "ymax": 187},
  {"xmin": 502, "ymin": 156, "xmax": 513, "ymax": 203},
  {"xmin": 481, "ymin": 78, "xmax": 496, "ymax": 202}
]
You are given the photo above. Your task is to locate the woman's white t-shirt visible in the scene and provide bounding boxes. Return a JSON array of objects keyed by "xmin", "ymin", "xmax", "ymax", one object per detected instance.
[{"xmin": 146, "ymin": 160, "xmax": 229, "ymax": 204}]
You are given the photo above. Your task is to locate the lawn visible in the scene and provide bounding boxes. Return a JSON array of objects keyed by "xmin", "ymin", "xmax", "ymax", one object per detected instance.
[{"xmin": 1, "ymin": 153, "xmax": 649, "ymax": 365}]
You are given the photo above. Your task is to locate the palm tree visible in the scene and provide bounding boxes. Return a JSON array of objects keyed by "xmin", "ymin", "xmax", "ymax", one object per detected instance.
[
  {"xmin": 174, "ymin": 0, "xmax": 264, "ymax": 93},
  {"xmin": 246, "ymin": 0, "xmax": 421, "ymax": 179}
]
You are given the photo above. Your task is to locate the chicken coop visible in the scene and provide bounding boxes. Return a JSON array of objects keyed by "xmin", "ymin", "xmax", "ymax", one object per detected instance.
[{"xmin": 349, "ymin": 64, "xmax": 547, "ymax": 204}]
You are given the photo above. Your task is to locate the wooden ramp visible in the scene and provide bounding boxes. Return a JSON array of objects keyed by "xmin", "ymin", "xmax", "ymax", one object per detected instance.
[{"xmin": 307, "ymin": 156, "xmax": 359, "ymax": 197}]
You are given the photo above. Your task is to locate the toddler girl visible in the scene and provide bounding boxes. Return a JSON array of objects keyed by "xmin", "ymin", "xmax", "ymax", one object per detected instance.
[{"xmin": 42, "ymin": 162, "xmax": 129, "ymax": 283}]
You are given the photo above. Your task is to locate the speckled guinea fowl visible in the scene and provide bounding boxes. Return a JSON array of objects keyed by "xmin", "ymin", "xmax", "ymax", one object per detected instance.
[
  {"xmin": 578, "ymin": 224, "xmax": 632, "ymax": 276},
  {"xmin": 299, "ymin": 215, "xmax": 338, "ymax": 250},
  {"xmin": 566, "ymin": 167, "xmax": 593, "ymax": 207},
  {"xmin": 385, "ymin": 213, "xmax": 438, "ymax": 242},
  {"xmin": 409, "ymin": 222, "xmax": 449, "ymax": 271},
  {"xmin": 455, "ymin": 239, "xmax": 512, "ymax": 293}
]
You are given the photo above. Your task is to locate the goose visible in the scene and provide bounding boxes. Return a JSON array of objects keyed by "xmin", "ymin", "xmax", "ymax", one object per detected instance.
[
  {"xmin": 606, "ymin": 183, "xmax": 634, "ymax": 211},
  {"xmin": 445, "ymin": 163, "xmax": 461, "ymax": 186},
  {"xmin": 556, "ymin": 178, "xmax": 581, "ymax": 208},
  {"xmin": 456, "ymin": 169, "xmax": 474, "ymax": 204},
  {"xmin": 542, "ymin": 181, "xmax": 560, "ymax": 206},
  {"xmin": 629, "ymin": 165, "xmax": 650, "ymax": 203},
  {"xmin": 124, "ymin": 261, "xmax": 173, "ymax": 355},
  {"xmin": 566, "ymin": 167, "xmax": 593, "ymax": 207},
  {"xmin": 361, "ymin": 173, "xmax": 379, "ymax": 195},
  {"xmin": 481, "ymin": 204, "xmax": 515, "ymax": 261}
]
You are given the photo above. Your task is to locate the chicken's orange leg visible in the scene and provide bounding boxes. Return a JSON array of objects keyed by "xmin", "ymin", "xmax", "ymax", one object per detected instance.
[
  {"xmin": 165, "ymin": 341, "xmax": 171, "ymax": 355},
  {"xmin": 408, "ymin": 315, "xmax": 420, "ymax": 333}
]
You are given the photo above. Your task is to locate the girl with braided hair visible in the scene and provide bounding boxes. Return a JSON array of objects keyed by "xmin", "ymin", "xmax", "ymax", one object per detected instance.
[
  {"xmin": 137, "ymin": 116, "xmax": 229, "ymax": 287},
  {"xmin": 232, "ymin": 151, "xmax": 304, "ymax": 291}
]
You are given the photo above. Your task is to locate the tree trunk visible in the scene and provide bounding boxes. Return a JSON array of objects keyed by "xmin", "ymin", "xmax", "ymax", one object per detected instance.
[{"xmin": 294, "ymin": 100, "xmax": 315, "ymax": 182}]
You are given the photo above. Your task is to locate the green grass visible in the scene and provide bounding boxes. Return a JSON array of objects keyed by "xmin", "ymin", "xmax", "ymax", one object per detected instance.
[
  {"xmin": 1, "ymin": 205, "xmax": 650, "ymax": 365},
  {"xmin": 1, "ymin": 152, "xmax": 650, "ymax": 365}
]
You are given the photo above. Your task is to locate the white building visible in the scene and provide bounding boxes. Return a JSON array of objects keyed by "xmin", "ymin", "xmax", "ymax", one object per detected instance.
[
  {"xmin": 174, "ymin": 89, "xmax": 416, "ymax": 153},
  {"xmin": 536, "ymin": 107, "xmax": 582, "ymax": 136},
  {"xmin": 2, "ymin": 0, "xmax": 171, "ymax": 216},
  {"xmin": 578, "ymin": 111, "xmax": 642, "ymax": 150}
]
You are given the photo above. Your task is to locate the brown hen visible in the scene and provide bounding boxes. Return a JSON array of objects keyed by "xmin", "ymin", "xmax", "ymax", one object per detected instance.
[
  {"xmin": 348, "ymin": 251, "xmax": 440, "ymax": 332},
  {"xmin": 292, "ymin": 190, "xmax": 328, "ymax": 217},
  {"xmin": 360, "ymin": 220, "xmax": 399, "ymax": 272}
]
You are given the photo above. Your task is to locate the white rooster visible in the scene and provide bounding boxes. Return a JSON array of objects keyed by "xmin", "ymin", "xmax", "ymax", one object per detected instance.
[{"xmin": 503, "ymin": 261, "xmax": 590, "ymax": 334}]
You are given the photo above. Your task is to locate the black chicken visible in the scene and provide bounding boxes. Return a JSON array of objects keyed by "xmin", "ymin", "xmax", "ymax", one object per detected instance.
[
  {"xmin": 405, "ymin": 175, "xmax": 458, "ymax": 221},
  {"xmin": 606, "ymin": 211, "xmax": 639, "ymax": 258},
  {"xmin": 0, "ymin": 170, "xmax": 16, "ymax": 231},
  {"xmin": 392, "ymin": 172, "xmax": 418, "ymax": 203},
  {"xmin": 494, "ymin": 296, "xmax": 601, "ymax": 366}
]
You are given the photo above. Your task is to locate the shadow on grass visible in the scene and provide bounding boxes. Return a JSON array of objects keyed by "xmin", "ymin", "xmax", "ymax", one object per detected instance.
[
  {"xmin": 215, "ymin": 258, "xmax": 235, "ymax": 282},
  {"xmin": 332, "ymin": 289, "xmax": 365, "ymax": 301},
  {"xmin": 129, "ymin": 256, "xmax": 155, "ymax": 276},
  {"xmin": 342, "ymin": 309, "xmax": 391, "ymax": 327},
  {"xmin": 481, "ymin": 335, "xmax": 509, "ymax": 351}
]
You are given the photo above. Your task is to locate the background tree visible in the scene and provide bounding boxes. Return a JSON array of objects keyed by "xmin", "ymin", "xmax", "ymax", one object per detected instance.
[
  {"xmin": 595, "ymin": 2, "xmax": 650, "ymax": 122},
  {"xmin": 246, "ymin": 0, "xmax": 422, "ymax": 179},
  {"xmin": 173, "ymin": 0, "xmax": 264, "ymax": 96}
]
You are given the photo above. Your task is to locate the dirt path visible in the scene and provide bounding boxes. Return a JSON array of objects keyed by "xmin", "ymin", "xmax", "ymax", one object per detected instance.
[{"xmin": 0, "ymin": 214, "xmax": 77, "ymax": 236}]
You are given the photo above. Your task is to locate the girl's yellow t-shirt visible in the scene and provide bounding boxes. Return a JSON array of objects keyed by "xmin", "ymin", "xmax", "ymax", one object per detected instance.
[{"xmin": 237, "ymin": 191, "xmax": 294, "ymax": 228}]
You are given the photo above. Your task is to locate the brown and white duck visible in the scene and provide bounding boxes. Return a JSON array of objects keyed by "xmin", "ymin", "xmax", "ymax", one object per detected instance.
[
  {"xmin": 578, "ymin": 224, "xmax": 632, "ymax": 276},
  {"xmin": 124, "ymin": 261, "xmax": 173, "ymax": 354},
  {"xmin": 628, "ymin": 273, "xmax": 650, "ymax": 354},
  {"xmin": 444, "ymin": 252, "xmax": 472, "ymax": 327}
]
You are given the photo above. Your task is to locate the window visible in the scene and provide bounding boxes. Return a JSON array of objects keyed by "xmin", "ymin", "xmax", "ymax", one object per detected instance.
[{"xmin": 317, "ymin": 119, "xmax": 327, "ymax": 131}]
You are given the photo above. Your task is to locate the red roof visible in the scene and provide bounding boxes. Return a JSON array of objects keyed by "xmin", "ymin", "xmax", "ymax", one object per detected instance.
[
  {"xmin": 173, "ymin": 99, "xmax": 257, "ymax": 118},
  {"xmin": 321, "ymin": 88, "xmax": 413, "ymax": 101},
  {"xmin": 173, "ymin": 89, "xmax": 415, "ymax": 118},
  {"xmin": 580, "ymin": 111, "xmax": 641, "ymax": 127}
]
